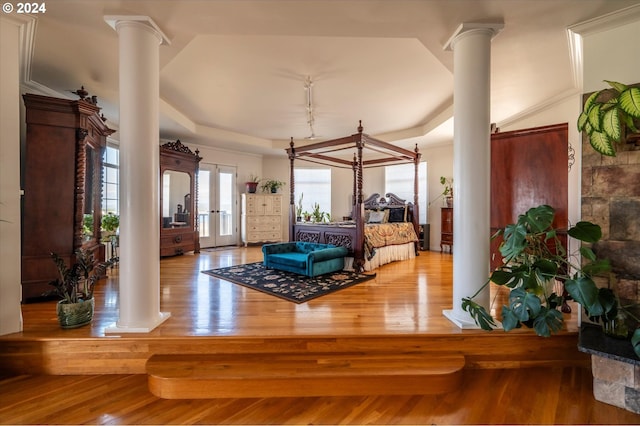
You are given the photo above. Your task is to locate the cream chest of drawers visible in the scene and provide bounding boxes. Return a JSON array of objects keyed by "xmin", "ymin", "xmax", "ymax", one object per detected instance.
[{"xmin": 241, "ymin": 193, "xmax": 283, "ymax": 246}]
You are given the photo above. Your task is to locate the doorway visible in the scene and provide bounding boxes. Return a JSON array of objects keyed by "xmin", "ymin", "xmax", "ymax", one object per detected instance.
[{"xmin": 198, "ymin": 164, "xmax": 237, "ymax": 248}]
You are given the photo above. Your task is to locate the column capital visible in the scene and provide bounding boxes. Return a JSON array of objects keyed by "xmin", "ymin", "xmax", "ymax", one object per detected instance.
[
  {"xmin": 104, "ymin": 15, "xmax": 171, "ymax": 46},
  {"xmin": 444, "ymin": 22, "xmax": 504, "ymax": 51}
]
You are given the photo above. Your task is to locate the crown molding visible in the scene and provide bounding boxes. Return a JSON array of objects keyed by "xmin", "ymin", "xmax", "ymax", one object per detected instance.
[
  {"xmin": 569, "ymin": 4, "xmax": 640, "ymax": 36},
  {"xmin": 565, "ymin": 4, "xmax": 640, "ymax": 97}
]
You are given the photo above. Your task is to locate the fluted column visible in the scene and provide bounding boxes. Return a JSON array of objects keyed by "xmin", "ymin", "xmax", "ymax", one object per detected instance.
[
  {"xmin": 105, "ymin": 16, "xmax": 170, "ymax": 332},
  {"xmin": 443, "ymin": 23, "xmax": 503, "ymax": 328}
]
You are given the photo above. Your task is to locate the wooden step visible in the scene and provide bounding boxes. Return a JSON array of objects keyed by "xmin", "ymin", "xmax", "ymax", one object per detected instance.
[{"xmin": 146, "ymin": 352, "xmax": 466, "ymax": 399}]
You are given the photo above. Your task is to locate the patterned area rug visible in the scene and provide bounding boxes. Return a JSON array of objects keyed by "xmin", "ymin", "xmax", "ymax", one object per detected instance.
[{"xmin": 202, "ymin": 262, "xmax": 376, "ymax": 303}]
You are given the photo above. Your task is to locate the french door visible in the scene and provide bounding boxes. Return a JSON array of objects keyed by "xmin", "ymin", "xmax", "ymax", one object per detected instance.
[{"xmin": 198, "ymin": 164, "xmax": 237, "ymax": 247}]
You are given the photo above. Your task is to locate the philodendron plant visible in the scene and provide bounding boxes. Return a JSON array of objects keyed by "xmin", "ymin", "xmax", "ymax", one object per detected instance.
[
  {"xmin": 462, "ymin": 204, "xmax": 640, "ymax": 357},
  {"xmin": 578, "ymin": 80, "xmax": 640, "ymax": 156}
]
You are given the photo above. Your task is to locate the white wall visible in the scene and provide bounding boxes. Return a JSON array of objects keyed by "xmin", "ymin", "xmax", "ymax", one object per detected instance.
[
  {"xmin": 0, "ymin": 16, "xmax": 25, "ymax": 335},
  {"xmin": 583, "ymin": 20, "xmax": 640, "ymax": 92},
  {"xmin": 421, "ymin": 144, "xmax": 454, "ymax": 250}
]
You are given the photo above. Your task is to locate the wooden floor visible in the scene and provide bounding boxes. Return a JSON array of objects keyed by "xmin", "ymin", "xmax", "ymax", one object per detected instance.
[{"xmin": 1, "ymin": 247, "xmax": 639, "ymax": 424}]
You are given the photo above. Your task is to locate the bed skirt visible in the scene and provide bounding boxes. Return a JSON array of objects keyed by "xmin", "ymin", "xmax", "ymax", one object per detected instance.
[{"xmin": 343, "ymin": 242, "xmax": 416, "ymax": 272}]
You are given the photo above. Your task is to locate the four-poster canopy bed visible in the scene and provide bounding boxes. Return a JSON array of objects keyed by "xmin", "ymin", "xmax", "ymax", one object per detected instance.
[{"xmin": 286, "ymin": 121, "xmax": 422, "ymax": 272}]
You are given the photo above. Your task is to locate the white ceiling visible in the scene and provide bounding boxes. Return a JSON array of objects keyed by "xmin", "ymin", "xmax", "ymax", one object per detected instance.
[{"xmin": 21, "ymin": 0, "xmax": 640, "ymax": 155}]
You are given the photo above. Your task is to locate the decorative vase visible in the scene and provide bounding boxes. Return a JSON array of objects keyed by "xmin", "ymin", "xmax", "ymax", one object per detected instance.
[
  {"xmin": 56, "ymin": 298, "xmax": 94, "ymax": 328},
  {"xmin": 271, "ymin": 187, "xmax": 277, "ymax": 193},
  {"xmin": 246, "ymin": 182, "xmax": 258, "ymax": 193},
  {"xmin": 445, "ymin": 196, "xmax": 453, "ymax": 208}
]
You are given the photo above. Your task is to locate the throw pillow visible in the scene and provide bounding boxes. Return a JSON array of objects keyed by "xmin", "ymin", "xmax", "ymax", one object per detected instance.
[
  {"xmin": 368, "ymin": 210, "xmax": 386, "ymax": 223},
  {"xmin": 388, "ymin": 207, "xmax": 407, "ymax": 223}
]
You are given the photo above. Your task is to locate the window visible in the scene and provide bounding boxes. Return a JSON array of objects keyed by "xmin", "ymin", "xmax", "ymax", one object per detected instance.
[
  {"xmin": 294, "ymin": 168, "xmax": 331, "ymax": 216},
  {"xmin": 102, "ymin": 144, "xmax": 119, "ymax": 215},
  {"xmin": 384, "ymin": 162, "xmax": 427, "ymax": 223}
]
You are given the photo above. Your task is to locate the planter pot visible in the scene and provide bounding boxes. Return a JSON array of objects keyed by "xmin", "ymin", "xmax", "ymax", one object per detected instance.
[
  {"xmin": 246, "ymin": 182, "xmax": 258, "ymax": 193},
  {"xmin": 56, "ymin": 298, "xmax": 94, "ymax": 329}
]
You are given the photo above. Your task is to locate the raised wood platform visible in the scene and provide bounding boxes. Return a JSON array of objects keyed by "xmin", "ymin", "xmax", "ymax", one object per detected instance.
[
  {"xmin": 0, "ymin": 248, "xmax": 590, "ymax": 399},
  {"xmin": 0, "ymin": 332, "xmax": 590, "ymax": 376}
]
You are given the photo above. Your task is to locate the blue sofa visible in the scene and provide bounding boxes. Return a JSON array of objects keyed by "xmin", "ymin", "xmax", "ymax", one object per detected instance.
[{"xmin": 262, "ymin": 242, "xmax": 348, "ymax": 277}]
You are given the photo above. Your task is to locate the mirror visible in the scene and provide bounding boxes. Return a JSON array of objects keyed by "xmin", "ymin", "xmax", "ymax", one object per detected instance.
[{"xmin": 162, "ymin": 170, "xmax": 191, "ymax": 229}]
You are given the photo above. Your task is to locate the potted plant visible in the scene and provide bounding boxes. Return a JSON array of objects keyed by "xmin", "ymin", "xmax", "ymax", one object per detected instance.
[
  {"xmin": 261, "ymin": 179, "xmax": 285, "ymax": 193},
  {"xmin": 296, "ymin": 193, "xmax": 304, "ymax": 222},
  {"xmin": 48, "ymin": 248, "xmax": 111, "ymax": 328},
  {"xmin": 310, "ymin": 202, "xmax": 326, "ymax": 223},
  {"xmin": 461, "ymin": 204, "xmax": 640, "ymax": 357},
  {"xmin": 101, "ymin": 213, "xmax": 119, "ymax": 239},
  {"xmin": 245, "ymin": 174, "xmax": 260, "ymax": 193},
  {"xmin": 577, "ymin": 80, "xmax": 640, "ymax": 156},
  {"xmin": 101, "ymin": 213, "xmax": 120, "ymax": 263},
  {"xmin": 440, "ymin": 176, "xmax": 453, "ymax": 207}
]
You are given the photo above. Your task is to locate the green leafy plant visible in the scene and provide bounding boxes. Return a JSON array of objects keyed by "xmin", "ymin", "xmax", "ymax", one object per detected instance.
[
  {"xmin": 440, "ymin": 176, "xmax": 453, "ymax": 196},
  {"xmin": 577, "ymin": 80, "xmax": 640, "ymax": 156},
  {"xmin": 82, "ymin": 213, "xmax": 94, "ymax": 237},
  {"xmin": 462, "ymin": 204, "xmax": 639, "ymax": 357},
  {"xmin": 311, "ymin": 202, "xmax": 327, "ymax": 223},
  {"xmin": 296, "ymin": 193, "xmax": 304, "ymax": 218},
  {"xmin": 48, "ymin": 249, "xmax": 111, "ymax": 304},
  {"xmin": 101, "ymin": 213, "xmax": 119, "ymax": 233},
  {"xmin": 247, "ymin": 173, "xmax": 260, "ymax": 183},
  {"xmin": 261, "ymin": 179, "xmax": 286, "ymax": 193}
]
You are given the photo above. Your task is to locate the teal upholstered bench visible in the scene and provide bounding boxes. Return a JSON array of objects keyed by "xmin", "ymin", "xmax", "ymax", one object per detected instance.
[{"xmin": 262, "ymin": 242, "xmax": 348, "ymax": 277}]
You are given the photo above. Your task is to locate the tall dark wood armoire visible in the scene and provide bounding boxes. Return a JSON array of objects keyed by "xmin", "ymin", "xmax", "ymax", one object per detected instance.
[
  {"xmin": 21, "ymin": 93, "xmax": 114, "ymax": 302},
  {"xmin": 490, "ymin": 123, "xmax": 568, "ymax": 269}
]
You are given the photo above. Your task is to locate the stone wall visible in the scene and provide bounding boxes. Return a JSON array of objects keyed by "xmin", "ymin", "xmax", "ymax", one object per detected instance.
[
  {"xmin": 581, "ymin": 83, "xmax": 640, "ymax": 315},
  {"xmin": 581, "ymin": 84, "xmax": 640, "ymax": 414},
  {"xmin": 592, "ymin": 355, "xmax": 640, "ymax": 414}
]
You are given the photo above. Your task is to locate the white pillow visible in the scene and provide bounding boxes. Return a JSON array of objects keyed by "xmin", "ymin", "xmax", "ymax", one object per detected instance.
[{"xmin": 368, "ymin": 210, "xmax": 386, "ymax": 223}]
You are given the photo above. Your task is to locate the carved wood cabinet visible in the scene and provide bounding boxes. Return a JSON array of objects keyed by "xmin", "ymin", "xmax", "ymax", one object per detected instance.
[
  {"xmin": 440, "ymin": 207, "xmax": 453, "ymax": 253},
  {"xmin": 21, "ymin": 93, "xmax": 114, "ymax": 301},
  {"xmin": 160, "ymin": 140, "xmax": 201, "ymax": 257}
]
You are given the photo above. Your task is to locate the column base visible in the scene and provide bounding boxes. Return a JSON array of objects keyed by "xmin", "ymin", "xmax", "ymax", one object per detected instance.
[
  {"xmin": 443, "ymin": 309, "xmax": 483, "ymax": 329},
  {"xmin": 105, "ymin": 311, "xmax": 171, "ymax": 334}
]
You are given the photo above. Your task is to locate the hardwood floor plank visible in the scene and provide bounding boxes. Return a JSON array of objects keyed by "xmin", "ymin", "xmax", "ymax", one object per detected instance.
[{"xmin": 2, "ymin": 367, "xmax": 639, "ymax": 424}]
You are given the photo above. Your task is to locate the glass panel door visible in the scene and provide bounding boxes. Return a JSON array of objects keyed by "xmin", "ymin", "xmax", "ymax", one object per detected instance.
[{"xmin": 198, "ymin": 164, "xmax": 237, "ymax": 247}]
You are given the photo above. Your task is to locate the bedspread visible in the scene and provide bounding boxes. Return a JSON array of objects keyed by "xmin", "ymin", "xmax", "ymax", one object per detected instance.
[{"xmin": 364, "ymin": 222, "xmax": 418, "ymax": 260}]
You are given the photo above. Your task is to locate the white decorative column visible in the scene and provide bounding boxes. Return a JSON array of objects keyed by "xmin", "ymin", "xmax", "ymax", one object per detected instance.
[
  {"xmin": 105, "ymin": 16, "xmax": 170, "ymax": 333},
  {"xmin": 443, "ymin": 23, "xmax": 503, "ymax": 328},
  {"xmin": 0, "ymin": 15, "xmax": 31, "ymax": 335}
]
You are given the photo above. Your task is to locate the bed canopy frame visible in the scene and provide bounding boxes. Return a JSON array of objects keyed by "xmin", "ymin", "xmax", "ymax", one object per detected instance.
[{"xmin": 286, "ymin": 121, "xmax": 422, "ymax": 271}]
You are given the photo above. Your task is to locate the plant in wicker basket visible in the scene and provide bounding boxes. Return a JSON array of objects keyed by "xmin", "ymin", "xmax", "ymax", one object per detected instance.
[{"xmin": 48, "ymin": 248, "xmax": 111, "ymax": 328}]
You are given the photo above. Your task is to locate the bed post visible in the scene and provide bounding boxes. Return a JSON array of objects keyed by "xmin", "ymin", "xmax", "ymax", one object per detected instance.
[
  {"xmin": 351, "ymin": 153, "xmax": 357, "ymax": 219},
  {"xmin": 287, "ymin": 137, "xmax": 296, "ymax": 242},
  {"xmin": 413, "ymin": 144, "xmax": 422, "ymax": 254},
  {"xmin": 354, "ymin": 122, "xmax": 365, "ymax": 272}
]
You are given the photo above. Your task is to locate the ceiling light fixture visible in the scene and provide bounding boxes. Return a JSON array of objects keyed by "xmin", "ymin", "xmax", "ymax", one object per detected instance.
[{"xmin": 304, "ymin": 75, "xmax": 318, "ymax": 140}]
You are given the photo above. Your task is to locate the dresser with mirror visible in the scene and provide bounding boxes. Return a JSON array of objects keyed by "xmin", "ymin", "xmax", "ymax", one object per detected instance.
[{"xmin": 160, "ymin": 140, "xmax": 201, "ymax": 257}]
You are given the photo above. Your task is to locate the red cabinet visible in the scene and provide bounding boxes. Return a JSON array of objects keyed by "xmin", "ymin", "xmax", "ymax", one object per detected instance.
[{"xmin": 440, "ymin": 207, "xmax": 453, "ymax": 253}]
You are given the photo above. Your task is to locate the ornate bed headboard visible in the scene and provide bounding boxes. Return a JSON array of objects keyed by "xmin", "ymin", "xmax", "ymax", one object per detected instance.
[{"xmin": 362, "ymin": 192, "xmax": 415, "ymax": 223}]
